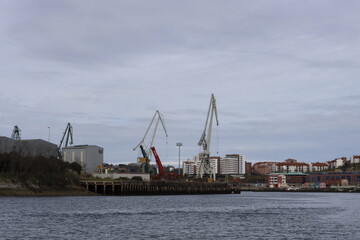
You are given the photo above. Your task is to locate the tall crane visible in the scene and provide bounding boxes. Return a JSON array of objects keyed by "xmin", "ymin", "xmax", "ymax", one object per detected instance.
[
  {"xmin": 197, "ymin": 94, "xmax": 219, "ymax": 180},
  {"xmin": 133, "ymin": 110, "xmax": 168, "ymax": 173},
  {"xmin": 58, "ymin": 122, "xmax": 74, "ymax": 158},
  {"xmin": 11, "ymin": 125, "xmax": 21, "ymax": 140}
]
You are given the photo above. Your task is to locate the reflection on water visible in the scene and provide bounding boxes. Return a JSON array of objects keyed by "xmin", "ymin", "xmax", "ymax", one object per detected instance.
[{"xmin": 1, "ymin": 192, "xmax": 359, "ymax": 239}]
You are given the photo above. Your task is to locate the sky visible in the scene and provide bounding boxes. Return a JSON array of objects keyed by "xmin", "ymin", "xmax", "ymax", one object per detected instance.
[{"xmin": 0, "ymin": 1, "xmax": 359, "ymax": 166}]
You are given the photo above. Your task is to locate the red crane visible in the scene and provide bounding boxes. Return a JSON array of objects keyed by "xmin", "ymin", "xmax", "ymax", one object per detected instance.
[{"xmin": 150, "ymin": 146, "xmax": 180, "ymax": 180}]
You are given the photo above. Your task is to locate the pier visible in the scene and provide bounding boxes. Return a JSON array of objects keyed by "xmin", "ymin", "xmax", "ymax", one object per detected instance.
[{"xmin": 79, "ymin": 181, "xmax": 240, "ymax": 195}]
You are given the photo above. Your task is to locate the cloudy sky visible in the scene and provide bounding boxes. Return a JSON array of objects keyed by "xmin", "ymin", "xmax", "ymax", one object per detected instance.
[{"xmin": 1, "ymin": 1, "xmax": 359, "ymax": 165}]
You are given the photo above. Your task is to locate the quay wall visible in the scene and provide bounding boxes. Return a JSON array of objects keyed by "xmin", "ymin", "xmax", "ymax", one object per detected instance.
[{"xmin": 80, "ymin": 181, "xmax": 240, "ymax": 195}]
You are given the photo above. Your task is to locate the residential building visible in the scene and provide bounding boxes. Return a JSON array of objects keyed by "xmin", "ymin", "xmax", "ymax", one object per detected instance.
[
  {"xmin": 219, "ymin": 154, "xmax": 245, "ymax": 175},
  {"xmin": 182, "ymin": 160, "xmax": 197, "ymax": 175},
  {"xmin": 327, "ymin": 157, "xmax": 347, "ymax": 169},
  {"xmin": 253, "ymin": 162, "xmax": 278, "ymax": 175},
  {"xmin": 276, "ymin": 160, "xmax": 310, "ymax": 173},
  {"xmin": 350, "ymin": 155, "xmax": 360, "ymax": 164},
  {"xmin": 245, "ymin": 162, "xmax": 252, "ymax": 175},
  {"xmin": 310, "ymin": 162, "xmax": 328, "ymax": 172}
]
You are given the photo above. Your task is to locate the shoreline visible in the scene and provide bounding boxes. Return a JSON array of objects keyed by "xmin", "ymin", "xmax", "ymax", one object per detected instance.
[{"xmin": 0, "ymin": 186, "xmax": 98, "ymax": 197}]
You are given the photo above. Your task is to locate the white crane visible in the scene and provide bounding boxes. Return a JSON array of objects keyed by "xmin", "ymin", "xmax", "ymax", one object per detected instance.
[
  {"xmin": 133, "ymin": 110, "xmax": 168, "ymax": 161},
  {"xmin": 11, "ymin": 125, "xmax": 21, "ymax": 140},
  {"xmin": 197, "ymin": 94, "xmax": 219, "ymax": 180}
]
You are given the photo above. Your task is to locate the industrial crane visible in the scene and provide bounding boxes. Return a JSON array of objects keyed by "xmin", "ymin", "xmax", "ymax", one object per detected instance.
[
  {"xmin": 11, "ymin": 125, "xmax": 21, "ymax": 140},
  {"xmin": 58, "ymin": 122, "xmax": 74, "ymax": 158},
  {"xmin": 150, "ymin": 146, "xmax": 179, "ymax": 180},
  {"xmin": 133, "ymin": 110, "xmax": 168, "ymax": 173},
  {"xmin": 197, "ymin": 94, "xmax": 219, "ymax": 180}
]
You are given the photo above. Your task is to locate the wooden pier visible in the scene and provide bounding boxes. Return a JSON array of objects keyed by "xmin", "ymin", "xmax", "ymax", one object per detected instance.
[{"xmin": 79, "ymin": 181, "xmax": 240, "ymax": 195}]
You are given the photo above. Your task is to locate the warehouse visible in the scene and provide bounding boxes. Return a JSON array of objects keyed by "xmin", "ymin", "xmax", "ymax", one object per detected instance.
[
  {"xmin": 63, "ymin": 145, "xmax": 103, "ymax": 173},
  {"xmin": 0, "ymin": 136, "xmax": 58, "ymax": 158}
]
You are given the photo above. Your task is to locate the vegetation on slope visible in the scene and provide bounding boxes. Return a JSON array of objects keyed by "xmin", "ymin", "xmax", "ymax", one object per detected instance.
[{"xmin": 0, "ymin": 152, "xmax": 81, "ymax": 187}]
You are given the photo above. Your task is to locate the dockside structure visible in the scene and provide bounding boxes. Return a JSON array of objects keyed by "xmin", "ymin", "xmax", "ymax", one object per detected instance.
[
  {"xmin": 63, "ymin": 145, "xmax": 103, "ymax": 173},
  {"xmin": 80, "ymin": 181, "xmax": 240, "ymax": 195}
]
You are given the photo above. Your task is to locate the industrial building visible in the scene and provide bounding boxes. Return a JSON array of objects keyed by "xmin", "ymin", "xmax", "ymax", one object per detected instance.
[
  {"xmin": 266, "ymin": 172, "xmax": 308, "ymax": 188},
  {"xmin": 307, "ymin": 172, "xmax": 360, "ymax": 186},
  {"xmin": 0, "ymin": 136, "xmax": 58, "ymax": 158},
  {"xmin": 63, "ymin": 145, "xmax": 103, "ymax": 173}
]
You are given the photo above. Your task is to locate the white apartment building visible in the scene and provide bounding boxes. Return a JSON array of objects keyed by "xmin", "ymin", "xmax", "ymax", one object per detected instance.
[
  {"xmin": 328, "ymin": 158, "xmax": 347, "ymax": 169},
  {"xmin": 350, "ymin": 155, "xmax": 360, "ymax": 164},
  {"xmin": 219, "ymin": 154, "xmax": 245, "ymax": 175},
  {"xmin": 182, "ymin": 160, "xmax": 197, "ymax": 175}
]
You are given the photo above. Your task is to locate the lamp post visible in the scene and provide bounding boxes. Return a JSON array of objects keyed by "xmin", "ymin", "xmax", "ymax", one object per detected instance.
[{"xmin": 176, "ymin": 142, "xmax": 182, "ymax": 175}]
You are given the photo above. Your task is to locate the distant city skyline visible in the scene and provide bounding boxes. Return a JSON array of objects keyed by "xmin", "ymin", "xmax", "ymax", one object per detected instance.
[{"xmin": 0, "ymin": 1, "xmax": 359, "ymax": 165}]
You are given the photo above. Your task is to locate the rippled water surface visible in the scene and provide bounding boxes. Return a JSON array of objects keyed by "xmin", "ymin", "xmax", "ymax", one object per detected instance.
[{"xmin": 1, "ymin": 192, "xmax": 360, "ymax": 239}]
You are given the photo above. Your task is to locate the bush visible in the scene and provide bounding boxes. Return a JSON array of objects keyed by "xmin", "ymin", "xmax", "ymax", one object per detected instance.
[
  {"xmin": 131, "ymin": 176, "xmax": 143, "ymax": 181},
  {"xmin": 0, "ymin": 152, "xmax": 79, "ymax": 187}
]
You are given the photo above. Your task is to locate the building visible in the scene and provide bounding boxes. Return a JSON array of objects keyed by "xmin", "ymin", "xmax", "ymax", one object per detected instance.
[
  {"xmin": 0, "ymin": 136, "xmax": 58, "ymax": 158},
  {"xmin": 310, "ymin": 162, "xmax": 328, "ymax": 172},
  {"xmin": 276, "ymin": 160, "xmax": 310, "ymax": 173},
  {"xmin": 210, "ymin": 156, "xmax": 221, "ymax": 174},
  {"xmin": 183, "ymin": 160, "xmax": 197, "ymax": 175},
  {"xmin": 267, "ymin": 173, "xmax": 287, "ymax": 188},
  {"xmin": 245, "ymin": 162, "xmax": 252, "ymax": 175},
  {"xmin": 63, "ymin": 145, "xmax": 103, "ymax": 173},
  {"xmin": 193, "ymin": 155, "xmax": 219, "ymax": 175},
  {"xmin": 350, "ymin": 155, "xmax": 360, "ymax": 164},
  {"xmin": 327, "ymin": 157, "xmax": 347, "ymax": 169},
  {"xmin": 219, "ymin": 154, "xmax": 245, "ymax": 175},
  {"xmin": 267, "ymin": 172, "xmax": 308, "ymax": 188},
  {"xmin": 253, "ymin": 162, "xmax": 278, "ymax": 175},
  {"xmin": 307, "ymin": 172, "xmax": 360, "ymax": 186},
  {"xmin": 285, "ymin": 172, "xmax": 308, "ymax": 185}
]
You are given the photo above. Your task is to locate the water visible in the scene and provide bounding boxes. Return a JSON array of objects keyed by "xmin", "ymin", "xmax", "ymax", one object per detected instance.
[{"xmin": 1, "ymin": 192, "xmax": 360, "ymax": 239}]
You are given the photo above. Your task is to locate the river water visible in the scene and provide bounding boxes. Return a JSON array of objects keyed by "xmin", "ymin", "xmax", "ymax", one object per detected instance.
[{"xmin": 1, "ymin": 192, "xmax": 359, "ymax": 239}]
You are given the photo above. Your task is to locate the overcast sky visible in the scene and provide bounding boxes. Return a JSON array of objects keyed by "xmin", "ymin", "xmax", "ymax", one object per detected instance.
[{"xmin": 1, "ymin": 1, "xmax": 359, "ymax": 165}]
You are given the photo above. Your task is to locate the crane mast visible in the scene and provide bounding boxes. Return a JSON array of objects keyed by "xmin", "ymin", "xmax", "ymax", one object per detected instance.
[
  {"xmin": 58, "ymin": 122, "xmax": 74, "ymax": 158},
  {"xmin": 197, "ymin": 94, "xmax": 219, "ymax": 180},
  {"xmin": 133, "ymin": 110, "xmax": 168, "ymax": 173},
  {"xmin": 11, "ymin": 125, "xmax": 21, "ymax": 140}
]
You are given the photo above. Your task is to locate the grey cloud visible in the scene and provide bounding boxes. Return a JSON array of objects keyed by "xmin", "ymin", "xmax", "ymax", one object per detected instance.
[{"xmin": 1, "ymin": 1, "xmax": 360, "ymax": 164}]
